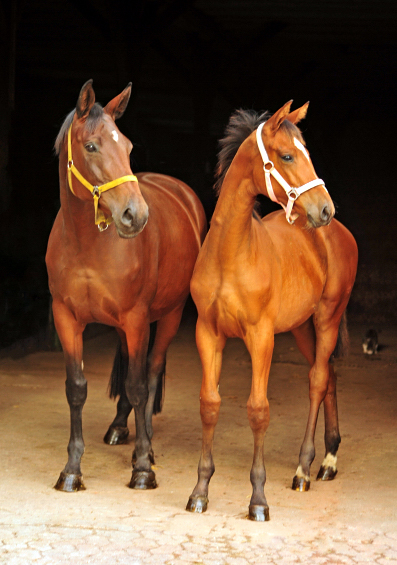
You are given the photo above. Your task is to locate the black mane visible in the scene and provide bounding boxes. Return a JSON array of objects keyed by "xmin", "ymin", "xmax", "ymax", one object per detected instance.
[
  {"xmin": 214, "ymin": 109, "xmax": 270, "ymax": 196},
  {"xmin": 214, "ymin": 108, "xmax": 304, "ymax": 196}
]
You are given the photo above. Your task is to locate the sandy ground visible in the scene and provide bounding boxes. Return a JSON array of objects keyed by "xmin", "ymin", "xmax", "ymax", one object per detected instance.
[{"xmin": 0, "ymin": 317, "xmax": 396, "ymax": 564}]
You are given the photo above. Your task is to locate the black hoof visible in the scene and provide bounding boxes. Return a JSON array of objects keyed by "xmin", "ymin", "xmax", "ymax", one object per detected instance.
[
  {"xmin": 292, "ymin": 475, "xmax": 310, "ymax": 491},
  {"xmin": 186, "ymin": 495, "xmax": 208, "ymax": 513},
  {"xmin": 248, "ymin": 504, "xmax": 270, "ymax": 522},
  {"xmin": 103, "ymin": 426, "xmax": 129, "ymax": 445},
  {"xmin": 129, "ymin": 470, "xmax": 157, "ymax": 490},
  {"xmin": 54, "ymin": 472, "xmax": 86, "ymax": 492},
  {"xmin": 317, "ymin": 466, "xmax": 338, "ymax": 481}
]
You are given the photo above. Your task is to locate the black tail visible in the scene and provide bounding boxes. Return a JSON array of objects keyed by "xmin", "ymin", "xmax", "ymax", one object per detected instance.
[
  {"xmin": 108, "ymin": 339, "xmax": 128, "ymax": 399},
  {"xmin": 332, "ymin": 311, "xmax": 350, "ymax": 358},
  {"xmin": 108, "ymin": 322, "xmax": 162, "ymax": 402},
  {"xmin": 152, "ymin": 361, "xmax": 166, "ymax": 415}
]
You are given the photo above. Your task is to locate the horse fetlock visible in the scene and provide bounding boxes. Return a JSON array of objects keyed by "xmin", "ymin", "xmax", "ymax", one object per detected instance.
[{"xmin": 317, "ymin": 453, "xmax": 338, "ymax": 481}]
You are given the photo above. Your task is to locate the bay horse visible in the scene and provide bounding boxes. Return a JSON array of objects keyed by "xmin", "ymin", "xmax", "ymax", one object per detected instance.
[
  {"xmin": 46, "ymin": 80, "xmax": 206, "ymax": 492},
  {"xmin": 186, "ymin": 101, "xmax": 358, "ymax": 521}
]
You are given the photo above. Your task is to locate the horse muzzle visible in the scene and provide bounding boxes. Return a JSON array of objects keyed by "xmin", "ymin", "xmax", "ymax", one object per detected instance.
[
  {"xmin": 114, "ymin": 201, "xmax": 149, "ymax": 239},
  {"xmin": 306, "ymin": 201, "xmax": 335, "ymax": 228}
]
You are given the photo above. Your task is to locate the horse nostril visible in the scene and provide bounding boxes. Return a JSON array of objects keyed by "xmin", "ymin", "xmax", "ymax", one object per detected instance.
[
  {"xmin": 321, "ymin": 205, "xmax": 331, "ymax": 223},
  {"xmin": 121, "ymin": 207, "xmax": 134, "ymax": 228}
]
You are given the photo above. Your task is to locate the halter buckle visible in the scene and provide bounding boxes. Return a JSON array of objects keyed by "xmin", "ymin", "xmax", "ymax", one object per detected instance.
[
  {"xmin": 287, "ymin": 188, "xmax": 299, "ymax": 201},
  {"xmin": 264, "ymin": 161, "xmax": 274, "ymax": 173},
  {"xmin": 97, "ymin": 222, "xmax": 109, "ymax": 232},
  {"xmin": 92, "ymin": 186, "xmax": 101, "ymax": 198},
  {"xmin": 67, "ymin": 160, "xmax": 73, "ymax": 169}
]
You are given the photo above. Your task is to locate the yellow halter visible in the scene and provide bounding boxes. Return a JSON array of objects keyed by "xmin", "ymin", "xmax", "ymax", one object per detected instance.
[{"xmin": 67, "ymin": 124, "xmax": 138, "ymax": 231}]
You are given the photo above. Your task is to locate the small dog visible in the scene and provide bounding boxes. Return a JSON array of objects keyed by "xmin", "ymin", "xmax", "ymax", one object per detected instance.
[{"xmin": 362, "ymin": 329, "xmax": 379, "ymax": 355}]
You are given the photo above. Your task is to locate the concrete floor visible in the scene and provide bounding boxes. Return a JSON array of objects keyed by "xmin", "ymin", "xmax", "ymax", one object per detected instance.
[{"xmin": 1, "ymin": 319, "xmax": 397, "ymax": 564}]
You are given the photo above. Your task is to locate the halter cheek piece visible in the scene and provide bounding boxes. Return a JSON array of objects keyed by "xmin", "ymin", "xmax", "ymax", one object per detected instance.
[
  {"xmin": 256, "ymin": 122, "xmax": 327, "ymax": 224},
  {"xmin": 67, "ymin": 124, "xmax": 138, "ymax": 232}
]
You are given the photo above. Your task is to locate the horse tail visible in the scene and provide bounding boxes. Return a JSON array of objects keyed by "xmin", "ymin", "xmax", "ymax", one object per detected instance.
[
  {"xmin": 332, "ymin": 311, "xmax": 350, "ymax": 358},
  {"xmin": 152, "ymin": 361, "xmax": 165, "ymax": 415},
  {"xmin": 108, "ymin": 339, "xmax": 128, "ymax": 399},
  {"xmin": 147, "ymin": 321, "xmax": 165, "ymax": 415}
]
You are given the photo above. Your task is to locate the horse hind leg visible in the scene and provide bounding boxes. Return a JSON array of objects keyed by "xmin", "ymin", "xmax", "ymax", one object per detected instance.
[
  {"xmin": 316, "ymin": 314, "xmax": 349, "ymax": 482},
  {"xmin": 316, "ymin": 363, "xmax": 340, "ymax": 482},
  {"xmin": 104, "ymin": 332, "xmax": 132, "ymax": 445},
  {"xmin": 291, "ymin": 314, "xmax": 343, "ymax": 492},
  {"xmin": 144, "ymin": 307, "xmax": 185, "ymax": 442}
]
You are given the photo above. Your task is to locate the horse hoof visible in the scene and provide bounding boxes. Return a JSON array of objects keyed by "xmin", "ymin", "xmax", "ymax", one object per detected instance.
[
  {"xmin": 54, "ymin": 472, "xmax": 86, "ymax": 492},
  {"xmin": 248, "ymin": 504, "xmax": 270, "ymax": 522},
  {"xmin": 292, "ymin": 475, "xmax": 310, "ymax": 491},
  {"xmin": 103, "ymin": 426, "xmax": 129, "ymax": 445},
  {"xmin": 129, "ymin": 470, "xmax": 157, "ymax": 490},
  {"xmin": 317, "ymin": 466, "xmax": 338, "ymax": 481},
  {"xmin": 186, "ymin": 495, "xmax": 208, "ymax": 513}
]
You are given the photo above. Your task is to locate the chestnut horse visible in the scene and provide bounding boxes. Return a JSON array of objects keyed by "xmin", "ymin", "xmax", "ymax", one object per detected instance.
[
  {"xmin": 46, "ymin": 80, "xmax": 206, "ymax": 492},
  {"xmin": 186, "ymin": 101, "xmax": 358, "ymax": 521}
]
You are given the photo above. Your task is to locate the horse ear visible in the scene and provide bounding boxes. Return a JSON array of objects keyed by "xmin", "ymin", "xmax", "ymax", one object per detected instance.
[
  {"xmin": 76, "ymin": 79, "xmax": 95, "ymax": 120},
  {"xmin": 104, "ymin": 83, "xmax": 132, "ymax": 120},
  {"xmin": 287, "ymin": 102, "xmax": 310, "ymax": 125},
  {"xmin": 264, "ymin": 100, "xmax": 293, "ymax": 134}
]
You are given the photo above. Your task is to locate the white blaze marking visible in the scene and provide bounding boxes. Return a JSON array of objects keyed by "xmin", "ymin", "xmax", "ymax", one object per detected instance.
[
  {"xmin": 111, "ymin": 130, "xmax": 119, "ymax": 143},
  {"xmin": 294, "ymin": 137, "xmax": 310, "ymax": 161}
]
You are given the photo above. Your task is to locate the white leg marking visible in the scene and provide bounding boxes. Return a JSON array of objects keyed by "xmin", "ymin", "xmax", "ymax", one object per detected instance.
[
  {"xmin": 322, "ymin": 453, "xmax": 337, "ymax": 470},
  {"xmin": 295, "ymin": 464, "xmax": 310, "ymax": 482}
]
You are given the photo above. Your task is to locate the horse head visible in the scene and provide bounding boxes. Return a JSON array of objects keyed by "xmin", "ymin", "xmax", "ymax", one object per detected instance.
[
  {"xmin": 66, "ymin": 80, "xmax": 149, "ymax": 238},
  {"xmin": 255, "ymin": 101, "xmax": 335, "ymax": 227}
]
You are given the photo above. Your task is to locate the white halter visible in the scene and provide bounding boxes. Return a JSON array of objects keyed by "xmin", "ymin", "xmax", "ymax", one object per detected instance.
[{"xmin": 256, "ymin": 122, "xmax": 327, "ymax": 224}]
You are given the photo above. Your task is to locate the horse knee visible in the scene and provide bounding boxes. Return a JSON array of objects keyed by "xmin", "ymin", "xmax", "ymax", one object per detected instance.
[
  {"xmin": 200, "ymin": 396, "xmax": 221, "ymax": 426},
  {"xmin": 65, "ymin": 378, "xmax": 87, "ymax": 407},
  {"xmin": 247, "ymin": 400, "xmax": 270, "ymax": 433},
  {"xmin": 125, "ymin": 380, "xmax": 148, "ymax": 408}
]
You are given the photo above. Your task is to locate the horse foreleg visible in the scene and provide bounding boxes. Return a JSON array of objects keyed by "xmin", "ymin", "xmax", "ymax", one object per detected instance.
[
  {"xmin": 52, "ymin": 302, "xmax": 86, "ymax": 492},
  {"xmin": 145, "ymin": 305, "xmax": 185, "ymax": 441},
  {"xmin": 124, "ymin": 316, "xmax": 157, "ymax": 490},
  {"xmin": 104, "ymin": 331, "xmax": 132, "ymax": 445},
  {"xmin": 245, "ymin": 325, "xmax": 274, "ymax": 521},
  {"xmin": 292, "ymin": 317, "xmax": 341, "ymax": 492},
  {"xmin": 186, "ymin": 318, "xmax": 225, "ymax": 514}
]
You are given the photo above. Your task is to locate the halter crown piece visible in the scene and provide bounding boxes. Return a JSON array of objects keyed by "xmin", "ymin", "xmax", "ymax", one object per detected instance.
[
  {"xmin": 256, "ymin": 122, "xmax": 327, "ymax": 224},
  {"xmin": 67, "ymin": 124, "xmax": 138, "ymax": 231}
]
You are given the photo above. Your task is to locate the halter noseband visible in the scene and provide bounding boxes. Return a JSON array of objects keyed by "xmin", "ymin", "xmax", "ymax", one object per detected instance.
[
  {"xmin": 256, "ymin": 122, "xmax": 327, "ymax": 224},
  {"xmin": 67, "ymin": 124, "xmax": 138, "ymax": 231}
]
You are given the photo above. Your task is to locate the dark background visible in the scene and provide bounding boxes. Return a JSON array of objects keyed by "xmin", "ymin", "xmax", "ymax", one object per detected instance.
[{"xmin": 0, "ymin": 0, "xmax": 396, "ymax": 349}]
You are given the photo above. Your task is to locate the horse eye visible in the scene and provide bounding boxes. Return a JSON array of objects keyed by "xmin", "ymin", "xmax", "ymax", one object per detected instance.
[
  {"xmin": 281, "ymin": 154, "xmax": 293, "ymax": 162},
  {"xmin": 85, "ymin": 142, "xmax": 97, "ymax": 153}
]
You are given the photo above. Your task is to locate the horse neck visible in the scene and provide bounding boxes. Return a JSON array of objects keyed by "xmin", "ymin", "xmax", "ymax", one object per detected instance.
[{"xmin": 211, "ymin": 150, "xmax": 259, "ymax": 255}]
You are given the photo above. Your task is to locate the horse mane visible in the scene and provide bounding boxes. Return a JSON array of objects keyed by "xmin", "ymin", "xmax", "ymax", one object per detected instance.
[
  {"xmin": 214, "ymin": 108, "xmax": 304, "ymax": 196},
  {"xmin": 54, "ymin": 103, "xmax": 104, "ymax": 156}
]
